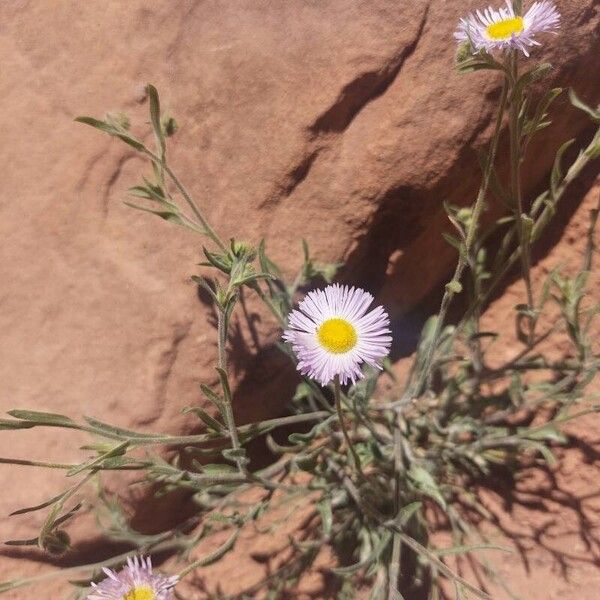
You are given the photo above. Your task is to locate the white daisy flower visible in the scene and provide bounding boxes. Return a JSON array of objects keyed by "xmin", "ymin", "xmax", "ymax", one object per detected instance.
[
  {"xmin": 87, "ymin": 556, "xmax": 178, "ymax": 600},
  {"xmin": 454, "ymin": 1, "xmax": 560, "ymax": 56},
  {"xmin": 283, "ymin": 284, "xmax": 392, "ymax": 386}
]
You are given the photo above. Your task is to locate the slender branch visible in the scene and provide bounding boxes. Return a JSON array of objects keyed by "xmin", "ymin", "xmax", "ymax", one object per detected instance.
[
  {"xmin": 334, "ymin": 376, "xmax": 364, "ymax": 478},
  {"xmin": 508, "ymin": 52, "xmax": 535, "ymax": 331},
  {"xmin": 217, "ymin": 308, "xmax": 245, "ymax": 474},
  {"xmin": 398, "ymin": 75, "xmax": 510, "ymax": 406},
  {"xmin": 162, "ymin": 161, "xmax": 228, "ymax": 253},
  {"xmin": 463, "ymin": 124, "xmax": 600, "ymax": 323}
]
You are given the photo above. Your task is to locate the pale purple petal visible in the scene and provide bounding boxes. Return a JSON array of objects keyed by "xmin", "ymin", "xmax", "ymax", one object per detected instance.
[
  {"xmin": 283, "ymin": 284, "xmax": 391, "ymax": 386},
  {"xmin": 455, "ymin": 1, "xmax": 560, "ymax": 56},
  {"xmin": 87, "ymin": 555, "xmax": 178, "ymax": 600}
]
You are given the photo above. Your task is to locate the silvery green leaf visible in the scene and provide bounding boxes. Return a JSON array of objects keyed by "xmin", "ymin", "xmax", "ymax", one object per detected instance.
[
  {"xmin": 525, "ymin": 440, "xmax": 557, "ymax": 466},
  {"xmin": 550, "ymin": 139, "xmax": 575, "ymax": 198},
  {"xmin": 75, "ymin": 116, "xmax": 146, "ymax": 151},
  {"xmin": 67, "ymin": 441, "xmax": 129, "ymax": 477},
  {"xmin": 222, "ymin": 447, "xmax": 248, "ymax": 463},
  {"xmin": 105, "ymin": 112, "xmax": 131, "ymax": 130},
  {"xmin": 233, "ymin": 272, "xmax": 274, "ymax": 287},
  {"xmin": 10, "ymin": 490, "xmax": 68, "ymax": 516},
  {"xmin": 123, "ymin": 201, "xmax": 185, "ymax": 226},
  {"xmin": 202, "ymin": 247, "xmax": 232, "ymax": 273},
  {"xmin": 397, "ymin": 501, "xmax": 422, "ymax": 527},
  {"xmin": 441, "ymin": 233, "xmax": 462, "ymax": 252},
  {"xmin": 457, "ymin": 54, "xmax": 504, "ymax": 74},
  {"xmin": 408, "ymin": 465, "xmax": 447, "ymax": 510},
  {"xmin": 0, "ymin": 419, "xmax": 35, "ymax": 430},
  {"xmin": 215, "ymin": 367, "xmax": 233, "ymax": 403},
  {"xmin": 266, "ymin": 434, "xmax": 302, "ymax": 454},
  {"xmin": 146, "ymin": 84, "xmax": 166, "ymax": 158},
  {"xmin": 332, "ymin": 531, "xmax": 392, "ymax": 575},
  {"xmin": 258, "ymin": 239, "xmax": 283, "ymax": 278},
  {"xmin": 569, "ymin": 88, "xmax": 600, "ymax": 123},
  {"xmin": 4, "ymin": 537, "xmax": 38, "ymax": 547},
  {"xmin": 512, "ymin": 63, "xmax": 552, "ymax": 102},
  {"xmin": 8, "ymin": 410, "xmax": 76, "ymax": 428},
  {"xmin": 199, "ymin": 383, "xmax": 225, "ymax": 412},
  {"xmin": 84, "ymin": 416, "xmax": 163, "ymax": 439},
  {"xmin": 182, "ymin": 406, "xmax": 224, "ymax": 433},
  {"xmin": 522, "ymin": 424, "xmax": 567, "ymax": 444}
]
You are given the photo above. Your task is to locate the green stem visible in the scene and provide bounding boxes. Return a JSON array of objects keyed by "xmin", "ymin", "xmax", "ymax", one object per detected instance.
[
  {"xmin": 142, "ymin": 145, "xmax": 227, "ymax": 253},
  {"xmin": 399, "ymin": 74, "xmax": 509, "ymax": 404},
  {"xmin": 250, "ymin": 281, "xmax": 286, "ymax": 327},
  {"xmin": 217, "ymin": 309, "xmax": 245, "ymax": 474},
  {"xmin": 508, "ymin": 52, "xmax": 535, "ymax": 331},
  {"xmin": 334, "ymin": 375, "xmax": 364, "ymax": 478},
  {"xmin": 463, "ymin": 124, "xmax": 600, "ymax": 324},
  {"xmin": 0, "ymin": 457, "xmax": 76, "ymax": 470},
  {"xmin": 388, "ymin": 428, "xmax": 405, "ymax": 600},
  {"xmin": 162, "ymin": 162, "xmax": 228, "ymax": 253}
]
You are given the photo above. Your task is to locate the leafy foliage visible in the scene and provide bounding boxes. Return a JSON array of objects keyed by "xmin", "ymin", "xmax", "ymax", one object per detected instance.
[{"xmin": 1, "ymin": 56, "xmax": 599, "ymax": 600}]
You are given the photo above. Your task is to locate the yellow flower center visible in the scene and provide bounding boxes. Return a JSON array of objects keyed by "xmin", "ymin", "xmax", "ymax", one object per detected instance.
[
  {"xmin": 486, "ymin": 16, "xmax": 524, "ymax": 40},
  {"xmin": 317, "ymin": 318, "xmax": 358, "ymax": 354},
  {"xmin": 123, "ymin": 587, "xmax": 155, "ymax": 600}
]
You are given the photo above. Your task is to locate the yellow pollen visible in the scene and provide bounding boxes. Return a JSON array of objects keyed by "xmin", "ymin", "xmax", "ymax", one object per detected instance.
[
  {"xmin": 123, "ymin": 587, "xmax": 155, "ymax": 600},
  {"xmin": 317, "ymin": 318, "xmax": 357, "ymax": 354},
  {"xmin": 486, "ymin": 16, "xmax": 524, "ymax": 40}
]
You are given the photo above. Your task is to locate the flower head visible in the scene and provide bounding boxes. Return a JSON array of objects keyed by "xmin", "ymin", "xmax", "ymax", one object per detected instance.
[
  {"xmin": 87, "ymin": 556, "xmax": 178, "ymax": 600},
  {"xmin": 283, "ymin": 284, "xmax": 391, "ymax": 386},
  {"xmin": 454, "ymin": 1, "xmax": 560, "ymax": 56}
]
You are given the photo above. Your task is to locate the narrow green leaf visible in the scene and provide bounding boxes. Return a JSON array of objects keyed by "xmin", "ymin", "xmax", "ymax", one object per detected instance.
[
  {"xmin": 66, "ymin": 441, "xmax": 129, "ymax": 477},
  {"xmin": 521, "ymin": 424, "xmax": 567, "ymax": 444},
  {"xmin": 5, "ymin": 537, "xmax": 38, "ymax": 547},
  {"xmin": 123, "ymin": 201, "xmax": 185, "ymax": 226},
  {"xmin": 396, "ymin": 501, "xmax": 422, "ymax": 527},
  {"xmin": 147, "ymin": 84, "xmax": 165, "ymax": 159},
  {"xmin": 10, "ymin": 491, "xmax": 69, "ymax": 516},
  {"xmin": 199, "ymin": 383, "xmax": 225, "ymax": 411},
  {"xmin": 8, "ymin": 410, "xmax": 76, "ymax": 428},
  {"xmin": 569, "ymin": 88, "xmax": 600, "ymax": 123},
  {"xmin": 74, "ymin": 116, "xmax": 116, "ymax": 135},
  {"xmin": 0, "ymin": 419, "xmax": 35, "ymax": 430},
  {"xmin": 408, "ymin": 465, "xmax": 447, "ymax": 510},
  {"xmin": 182, "ymin": 406, "xmax": 224, "ymax": 433},
  {"xmin": 75, "ymin": 116, "xmax": 146, "ymax": 151},
  {"xmin": 202, "ymin": 247, "xmax": 231, "ymax": 273},
  {"xmin": 215, "ymin": 367, "xmax": 233, "ymax": 403},
  {"xmin": 84, "ymin": 416, "xmax": 163, "ymax": 440},
  {"xmin": 550, "ymin": 139, "xmax": 575, "ymax": 198}
]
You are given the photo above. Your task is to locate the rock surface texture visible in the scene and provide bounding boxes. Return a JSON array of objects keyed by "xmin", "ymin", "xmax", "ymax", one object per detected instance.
[{"xmin": 0, "ymin": 0, "xmax": 599, "ymax": 597}]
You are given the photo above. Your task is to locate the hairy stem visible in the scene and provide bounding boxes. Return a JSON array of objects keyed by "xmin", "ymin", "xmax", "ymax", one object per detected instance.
[
  {"xmin": 508, "ymin": 52, "xmax": 535, "ymax": 336},
  {"xmin": 334, "ymin": 375, "xmax": 364, "ymax": 478},
  {"xmin": 217, "ymin": 308, "xmax": 245, "ymax": 473},
  {"xmin": 463, "ymin": 124, "xmax": 600, "ymax": 323},
  {"xmin": 399, "ymin": 74, "xmax": 509, "ymax": 405}
]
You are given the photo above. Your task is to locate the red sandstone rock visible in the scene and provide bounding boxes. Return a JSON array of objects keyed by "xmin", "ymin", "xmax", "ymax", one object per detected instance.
[{"xmin": 0, "ymin": 0, "xmax": 598, "ymax": 596}]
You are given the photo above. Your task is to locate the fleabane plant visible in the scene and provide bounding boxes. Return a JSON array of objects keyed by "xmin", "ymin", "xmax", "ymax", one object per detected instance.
[{"xmin": 1, "ymin": 2, "xmax": 599, "ymax": 600}]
